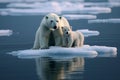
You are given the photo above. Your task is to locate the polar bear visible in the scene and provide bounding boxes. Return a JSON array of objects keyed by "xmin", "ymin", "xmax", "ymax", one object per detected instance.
[
  {"xmin": 33, "ymin": 13, "xmax": 71, "ymax": 49},
  {"xmin": 62, "ymin": 27, "xmax": 84, "ymax": 47}
]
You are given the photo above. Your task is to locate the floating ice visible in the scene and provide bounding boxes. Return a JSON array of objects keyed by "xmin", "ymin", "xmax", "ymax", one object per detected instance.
[
  {"xmin": 7, "ymin": 2, "xmax": 120, "ymax": 8},
  {"xmin": 0, "ymin": 29, "xmax": 13, "ymax": 36},
  {"xmin": 90, "ymin": 46, "xmax": 117, "ymax": 57},
  {"xmin": 0, "ymin": 7, "xmax": 111, "ymax": 16},
  {"xmin": 52, "ymin": 1, "xmax": 84, "ymax": 14},
  {"xmin": 109, "ymin": 0, "xmax": 120, "ymax": 2},
  {"xmin": 0, "ymin": 1, "xmax": 112, "ymax": 16},
  {"xmin": 0, "ymin": 7, "xmax": 61, "ymax": 16},
  {"xmin": 7, "ymin": 45, "xmax": 117, "ymax": 60},
  {"xmin": 62, "ymin": 7, "xmax": 111, "ymax": 14},
  {"xmin": 88, "ymin": 19, "xmax": 120, "ymax": 23},
  {"xmin": 7, "ymin": 2, "xmax": 42, "ymax": 8},
  {"xmin": 0, "ymin": 0, "xmax": 48, "ymax": 3},
  {"xmin": 7, "ymin": 1, "xmax": 84, "ymax": 8},
  {"xmin": 77, "ymin": 29, "xmax": 100, "ymax": 37},
  {"xmin": 63, "ymin": 14, "xmax": 97, "ymax": 20},
  {"xmin": 84, "ymin": 2, "xmax": 120, "ymax": 8},
  {"xmin": 1, "ymin": 1, "xmax": 83, "ymax": 16},
  {"xmin": 6, "ymin": 2, "xmax": 61, "ymax": 10},
  {"xmin": 7, "ymin": 46, "xmax": 98, "ymax": 59},
  {"xmin": 0, "ymin": 0, "xmax": 84, "ymax": 3}
]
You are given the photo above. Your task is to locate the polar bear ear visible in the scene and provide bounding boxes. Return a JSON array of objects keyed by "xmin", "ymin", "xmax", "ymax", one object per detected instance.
[
  {"xmin": 59, "ymin": 16, "xmax": 62, "ymax": 19},
  {"xmin": 46, "ymin": 16, "xmax": 48, "ymax": 19}
]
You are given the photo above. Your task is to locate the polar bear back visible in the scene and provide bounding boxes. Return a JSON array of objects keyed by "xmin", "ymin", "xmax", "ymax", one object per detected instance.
[
  {"xmin": 73, "ymin": 31, "xmax": 84, "ymax": 47},
  {"xmin": 60, "ymin": 17, "xmax": 71, "ymax": 30}
]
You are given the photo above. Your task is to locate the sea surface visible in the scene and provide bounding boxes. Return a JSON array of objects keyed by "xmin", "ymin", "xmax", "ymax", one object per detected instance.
[{"xmin": 0, "ymin": 0, "xmax": 120, "ymax": 80}]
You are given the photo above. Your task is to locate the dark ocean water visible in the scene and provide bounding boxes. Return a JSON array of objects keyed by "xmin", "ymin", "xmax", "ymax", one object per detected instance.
[{"xmin": 0, "ymin": 4, "xmax": 120, "ymax": 80}]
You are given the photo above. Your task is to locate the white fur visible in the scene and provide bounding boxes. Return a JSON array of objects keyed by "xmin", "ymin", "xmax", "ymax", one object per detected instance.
[
  {"xmin": 62, "ymin": 27, "xmax": 84, "ymax": 47},
  {"xmin": 33, "ymin": 13, "xmax": 71, "ymax": 49}
]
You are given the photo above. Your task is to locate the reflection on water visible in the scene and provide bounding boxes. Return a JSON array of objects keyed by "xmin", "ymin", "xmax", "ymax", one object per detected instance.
[{"xmin": 35, "ymin": 57, "xmax": 84, "ymax": 80}]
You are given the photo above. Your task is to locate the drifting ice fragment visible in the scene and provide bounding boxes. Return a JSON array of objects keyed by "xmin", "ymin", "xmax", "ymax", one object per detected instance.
[
  {"xmin": 0, "ymin": 29, "xmax": 13, "ymax": 36},
  {"xmin": 77, "ymin": 29, "xmax": 100, "ymax": 37}
]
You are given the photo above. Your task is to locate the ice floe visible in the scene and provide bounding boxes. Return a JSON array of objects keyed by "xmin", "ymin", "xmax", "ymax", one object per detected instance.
[
  {"xmin": 88, "ymin": 19, "xmax": 120, "ymax": 23},
  {"xmin": 7, "ymin": 2, "xmax": 120, "ymax": 8},
  {"xmin": 0, "ymin": 1, "xmax": 112, "ymax": 16},
  {"xmin": 7, "ymin": 45, "xmax": 117, "ymax": 60},
  {"xmin": 0, "ymin": 8, "xmax": 61, "ymax": 16},
  {"xmin": 61, "ymin": 6, "xmax": 111, "ymax": 14},
  {"xmin": 83, "ymin": 2, "xmax": 120, "ymax": 8},
  {"xmin": 0, "ymin": 7, "xmax": 111, "ymax": 16},
  {"xmin": 109, "ymin": 0, "xmax": 120, "ymax": 2},
  {"xmin": 77, "ymin": 29, "xmax": 100, "ymax": 37},
  {"xmin": 0, "ymin": 0, "xmax": 84, "ymax": 3},
  {"xmin": 63, "ymin": 14, "xmax": 97, "ymax": 20},
  {"xmin": 0, "ymin": 29, "xmax": 13, "ymax": 36},
  {"xmin": 0, "ymin": 0, "xmax": 48, "ymax": 3}
]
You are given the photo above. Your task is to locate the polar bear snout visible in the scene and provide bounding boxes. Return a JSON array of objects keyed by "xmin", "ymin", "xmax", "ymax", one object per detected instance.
[
  {"xmin": 50, "ymin": 20, "xmax": 53, "ymax": 23},
  {"xmin": 66, "ymin": 32, "xmax": 68, "ymax": 34},
  {"xmin": 53, "ymin": 26, "xmax": 57, "ymax": 29},
  {"xmin": 50, "ymin": 20, "xmax": 58, "ymax": 30},
  {"xmin": 65, "ymin": 31, "xmax": 71, "ymax": 35}
]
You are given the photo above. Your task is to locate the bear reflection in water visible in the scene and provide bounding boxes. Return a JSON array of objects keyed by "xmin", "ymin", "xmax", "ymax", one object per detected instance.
[{"xmin": 35, "ymin": 57, "xmax": 84, "ymax": 80}]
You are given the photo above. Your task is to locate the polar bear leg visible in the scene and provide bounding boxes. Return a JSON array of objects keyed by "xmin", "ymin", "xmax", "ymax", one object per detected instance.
[
  {"xmin": 79, "ymin": 39, "xmax": 84, "ymax": 47},
  {"xmin": 55, "ymin": 36, "xmax": 62, "ymax": 46},
  {"xmin": 73, "ymin": 40, "xmax": 80, "ymax": 47},
  {"xmin": 79, "ymin": 33, "xmax": 84, "ymax": 47},
  {"xmin": 40, "ymin": 37, "xmax": 49, "ymax": 49},
  {"xmin": 33, "ymin": 39, "xmax": 40, "ymax": 49},
  {"xmin": 67, "ymin": 39, "xmax": 73, "ymax": 47},
  {"xmin": 33, "ymin": 32, "xmax": 40, "ymax": 49},
  {"xmin": 40, "ymin": 30, "xmax": 51, "ymax": 49},
  {"xmin": 62, "ymin": 37, "xmax": 66, "ymax": 47}
]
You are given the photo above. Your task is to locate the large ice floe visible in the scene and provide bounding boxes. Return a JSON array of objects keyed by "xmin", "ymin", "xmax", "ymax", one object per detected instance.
[{"xmin": 8, "ymin": 45, "xmax": 117, "ymax": 60}]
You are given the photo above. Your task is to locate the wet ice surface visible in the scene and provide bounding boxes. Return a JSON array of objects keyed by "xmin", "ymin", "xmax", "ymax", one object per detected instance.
[{"xmin": 8, "ymin": 45, "xmax": 117, "ymax": 60}]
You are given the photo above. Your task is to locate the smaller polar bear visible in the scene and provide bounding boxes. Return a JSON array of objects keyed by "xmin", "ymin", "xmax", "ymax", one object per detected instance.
[{"xmin": 62, "ymin": 27, "xmax": 84, "ymax": 47}]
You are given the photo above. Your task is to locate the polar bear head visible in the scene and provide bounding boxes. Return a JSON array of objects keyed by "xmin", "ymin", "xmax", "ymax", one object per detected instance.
[
  {"xmin": 62, "ymin": 26, "xmax": 72, "ymax": 36},
  {"xmin": 45, "ymin": 13, "xmax": 62, "ymax": 31}
]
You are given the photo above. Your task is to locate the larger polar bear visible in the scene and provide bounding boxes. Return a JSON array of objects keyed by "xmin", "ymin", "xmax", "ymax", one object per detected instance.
[{"xmin": 33, "ymin": 13, "xmax": 71, "ymax": 49}]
